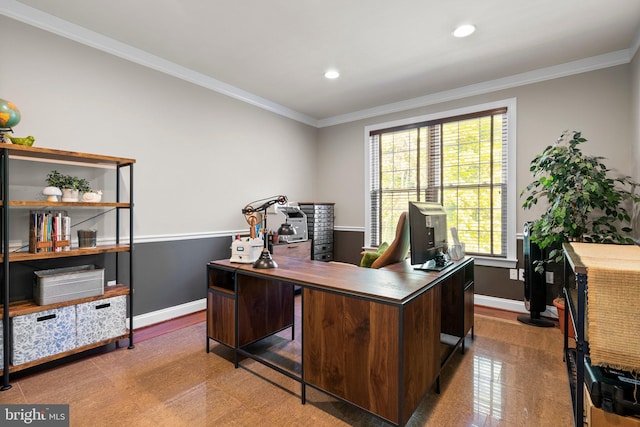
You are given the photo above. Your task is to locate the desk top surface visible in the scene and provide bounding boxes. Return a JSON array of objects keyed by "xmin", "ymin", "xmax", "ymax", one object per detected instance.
[{"xmin": 209, "ymin": 256, "xmax": 472, "ymax": 304}]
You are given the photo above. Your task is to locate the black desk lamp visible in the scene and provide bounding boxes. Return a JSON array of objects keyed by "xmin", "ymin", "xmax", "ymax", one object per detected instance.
[{"xmin": 241, "ymin": 195, "xmax": 296, "ymax": 269}]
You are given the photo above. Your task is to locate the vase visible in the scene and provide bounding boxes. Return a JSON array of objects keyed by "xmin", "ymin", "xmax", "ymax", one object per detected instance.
[{"xmin": 61, "ymin": 188, "xmax": 79, "ymax": 202}]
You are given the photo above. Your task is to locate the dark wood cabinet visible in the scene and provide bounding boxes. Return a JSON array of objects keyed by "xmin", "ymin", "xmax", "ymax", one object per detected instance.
[
  {"xmin": 206, "ymin": 263, "xmax": 294, "ymax": 351},
  {"xmin": 441, "ymin": 260, "xmax": 475, "ymax": 346}
]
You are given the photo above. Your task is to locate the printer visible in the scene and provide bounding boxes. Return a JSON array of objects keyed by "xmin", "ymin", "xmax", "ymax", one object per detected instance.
[{"xmin": 276, "ymin": 206, "xmax": 308, "ymax": 243}]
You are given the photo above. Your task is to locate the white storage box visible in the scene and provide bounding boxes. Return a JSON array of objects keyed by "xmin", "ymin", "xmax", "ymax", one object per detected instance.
[
  {"xmin": 34, "ymin": 265, "xmax": 104, "ymax": 305},
  {"xmin": 12, "ymin": 306, "xmax": 76, "ymax": 365},
  {"xmin": 76, "ymin": 295, "xmax": 127, "ymax": 347}
]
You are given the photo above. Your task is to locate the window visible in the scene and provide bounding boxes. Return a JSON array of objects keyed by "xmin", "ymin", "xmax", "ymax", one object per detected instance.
[{"xmin": 365, "ymin": 99, "xmax": 517, "ymax": 267}]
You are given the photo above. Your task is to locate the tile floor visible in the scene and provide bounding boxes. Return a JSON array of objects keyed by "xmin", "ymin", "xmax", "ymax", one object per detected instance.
[{"xmin": 0, "ymin": 298, "xmax": 573, "ymax": 426}]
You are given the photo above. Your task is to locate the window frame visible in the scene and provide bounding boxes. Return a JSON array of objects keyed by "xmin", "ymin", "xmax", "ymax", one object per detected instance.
[{"xmin": 363, "ymin": 98, "xmax": 518, "ymax": 268}]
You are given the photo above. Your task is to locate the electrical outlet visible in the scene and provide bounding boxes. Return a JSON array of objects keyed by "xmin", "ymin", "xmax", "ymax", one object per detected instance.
[
  {"xmin": 107, "ymin": 280, "xmax": 116, "ymax": 287},
  {"xmin": 545, "ymin": 272, "xmax": 554, "ymax": 284},
  {"xmin": 509, "ymin": 269, "xmax": 518, "ymax": 280},
  {"xmin": 518, "ymin": 268, "xmax": 524, "ymax": 281}
]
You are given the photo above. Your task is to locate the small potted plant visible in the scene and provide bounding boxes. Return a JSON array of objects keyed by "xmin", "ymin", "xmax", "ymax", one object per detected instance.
[{"xmin": 46, "ymin": 170, "xmax": 92, "ymax": 202}]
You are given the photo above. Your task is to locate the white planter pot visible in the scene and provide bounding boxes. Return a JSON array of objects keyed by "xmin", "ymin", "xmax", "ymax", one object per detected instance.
[{"xmin": 61, "ymin": 189, "xmax": 79, "ymax": 202}]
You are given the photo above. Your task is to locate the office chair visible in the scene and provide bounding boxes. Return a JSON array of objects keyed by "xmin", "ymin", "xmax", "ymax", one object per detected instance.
[{"xmin": 368, "ymin": 211, "xmax": 410, "ymax": 269}]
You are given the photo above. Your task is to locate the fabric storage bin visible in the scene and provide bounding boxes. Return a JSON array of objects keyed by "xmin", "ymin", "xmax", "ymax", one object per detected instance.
[
  {"xmin": 76, "ymin": 295, "xmax": 127, "ymax": 347},
  {"xmin": 34, "ymin": 265, "xmax": 104, "ymax": 305},
  {"xmin": 12, "ymin": 306, "xmax": 76, "ymax": 365}
]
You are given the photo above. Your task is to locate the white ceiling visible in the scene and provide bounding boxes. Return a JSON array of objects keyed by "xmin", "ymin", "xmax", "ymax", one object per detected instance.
[{"xmin": 3, "ymin": 0, "xmax": 640, "ymax": 127}]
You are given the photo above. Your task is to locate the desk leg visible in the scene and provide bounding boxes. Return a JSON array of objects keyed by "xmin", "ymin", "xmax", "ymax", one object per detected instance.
[
  {"xmin": 301, "ymin": 383, "xmax": 306, "ymax": 404},
  {"xmin": 291, "ymin": 290, "xmax": 295, "ymax": 341}
]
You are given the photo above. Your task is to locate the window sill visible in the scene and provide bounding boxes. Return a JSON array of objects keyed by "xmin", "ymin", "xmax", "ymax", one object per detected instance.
[{"xmin": 471, "ymin": 255, "xmax": 517, "ymax": 269}]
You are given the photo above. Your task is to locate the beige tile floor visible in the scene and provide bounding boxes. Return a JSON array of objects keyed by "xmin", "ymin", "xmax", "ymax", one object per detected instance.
[{"xmin": 0, "ymin": 298, "xmax": 573, "ymax": 426}]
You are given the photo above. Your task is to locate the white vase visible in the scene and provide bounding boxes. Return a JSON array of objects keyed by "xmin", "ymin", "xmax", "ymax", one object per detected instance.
[{"xmin": 61, "ymin": 188, "xmax": 79, "ymax": 202}]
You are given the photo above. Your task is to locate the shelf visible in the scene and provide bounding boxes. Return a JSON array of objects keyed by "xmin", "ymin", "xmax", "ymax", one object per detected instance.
[
  {"xmin": 1, "ymin": 285, "xmax": 130, "ymax": 317},
  {"xmin": 2, "ymin": 144, "xmax": 135, "ymax": 167},
  {"xmin": 0, "ymin": 144, "xmax": 135, "ymax": 389},
  {"xmin": 0, "ymin": 244, "xmax": 131, "ymax": 262},
  {"xmin": 1, "ymin": 201, "xmax": 130, "ymax": 208}
]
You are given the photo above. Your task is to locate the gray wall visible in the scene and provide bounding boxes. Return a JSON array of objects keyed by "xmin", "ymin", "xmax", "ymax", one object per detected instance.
[
  {"xmin": 0, "ymin": 16, "xmax": 317, "ymax": 321},
  {"xmin": 316, "ymin": 66, "xmax": 636, "ymax": 228},
  {"xmin": 317, "ymin": 64, "xmax": 638, "ymax": 307},
  {"xmin": 1, "ymin": 14, "xmax": 638, "ymax": 321}
]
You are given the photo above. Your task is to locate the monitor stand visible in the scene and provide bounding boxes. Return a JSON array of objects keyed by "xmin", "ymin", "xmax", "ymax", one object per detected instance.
[{"xmin": 414, "ymin": 259, "xmax": 454, "ymax": 272}]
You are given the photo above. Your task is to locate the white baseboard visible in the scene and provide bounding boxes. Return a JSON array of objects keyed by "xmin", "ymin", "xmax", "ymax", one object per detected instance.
[
  {"xmin": 129, "ymin": 294, "xmax": 559, "ymax": 331},
  {"xmin": 474, "ymin": 294, "xmax": 558, "ymax": 319},
  {"xmin": 130, "ymin": 298, "xmax": 206, "ymax": 330}
]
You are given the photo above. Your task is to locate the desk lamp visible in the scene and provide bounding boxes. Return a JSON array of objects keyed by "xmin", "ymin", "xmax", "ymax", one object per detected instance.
[{"xmin": 241, "ymin": 195, "xmax": 296, "ymax": 268}]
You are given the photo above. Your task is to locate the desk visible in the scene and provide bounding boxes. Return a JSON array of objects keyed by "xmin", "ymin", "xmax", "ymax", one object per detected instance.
[{"xmin": 206, "ymin": 256, "xmax": 474, "ymax": 426}]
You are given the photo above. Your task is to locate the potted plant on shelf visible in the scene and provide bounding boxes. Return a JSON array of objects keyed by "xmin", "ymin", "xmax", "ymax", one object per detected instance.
[
  {"xmin": 521, "ymin": 130, "xmax": 639, "ymax": 331},
  {"xmin": 45, "ymin": 170, "xmax": 92, "ymax": 202}
]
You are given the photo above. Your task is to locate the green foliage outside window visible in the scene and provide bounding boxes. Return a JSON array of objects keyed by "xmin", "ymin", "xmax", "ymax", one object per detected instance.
[{"xmin": 374, "ymin": 110, "xmax": 507, "ymax": 255}]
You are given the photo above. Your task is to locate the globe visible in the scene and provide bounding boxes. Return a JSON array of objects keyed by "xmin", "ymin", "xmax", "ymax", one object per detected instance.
[{"xmin": 0, "ymin": 99, "xmax": 21, "ymax": 128}]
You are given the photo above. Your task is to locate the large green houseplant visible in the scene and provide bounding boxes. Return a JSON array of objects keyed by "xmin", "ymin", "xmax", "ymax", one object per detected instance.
[{"xmin": 521, "ymin": 130, "xmax": 639, "ymax": 273}]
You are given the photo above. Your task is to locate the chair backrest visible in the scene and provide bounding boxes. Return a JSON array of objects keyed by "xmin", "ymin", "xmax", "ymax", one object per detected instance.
[{"xmin": 371, "ymin": 211, "xmax": 410, "ymax": 269}]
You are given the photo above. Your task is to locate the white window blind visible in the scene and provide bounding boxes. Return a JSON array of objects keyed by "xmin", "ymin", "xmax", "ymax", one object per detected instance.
[{"xmin": 369, "ymin": 107, "xmax": 508, "ymax": 258}]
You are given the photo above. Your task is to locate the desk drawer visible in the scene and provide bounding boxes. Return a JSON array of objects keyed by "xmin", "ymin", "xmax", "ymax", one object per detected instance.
[{"xmin": 272, "ymin": 241, "xmax": 311, "ymax": 259}]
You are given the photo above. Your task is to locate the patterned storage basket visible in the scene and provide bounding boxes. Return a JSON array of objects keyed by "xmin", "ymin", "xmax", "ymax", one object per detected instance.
[
  {"xmin": 12, "ymin": 306, "xmax": 76, "ymax": 365},
  {"xmin": 76, "ymin": 295, "xmax": 127, "ymax": 347}
]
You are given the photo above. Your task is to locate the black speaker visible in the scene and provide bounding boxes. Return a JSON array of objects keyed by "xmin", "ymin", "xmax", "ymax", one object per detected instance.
[{"xmin": 517, "ymin": 222, "xmax": 554, "ymax": 327}]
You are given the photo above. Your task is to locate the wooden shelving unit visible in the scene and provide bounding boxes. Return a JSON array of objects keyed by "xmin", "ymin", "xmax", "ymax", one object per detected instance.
[{"xmin": 0, "ymin": 144, "xmax": 135, "ymax": 389}]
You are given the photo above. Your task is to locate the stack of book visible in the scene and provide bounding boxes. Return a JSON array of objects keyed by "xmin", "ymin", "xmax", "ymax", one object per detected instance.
[{"xmin": 29, "ymin": 210, "xmax": 71, "ymax": 253}]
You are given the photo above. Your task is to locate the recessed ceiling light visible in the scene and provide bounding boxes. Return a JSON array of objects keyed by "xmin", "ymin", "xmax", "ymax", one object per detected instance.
[
  {"xmin": 452, "ymin": 24, "xmax": 476, "ymax": 38},
  {"xmin": 324, "ymin": 70, "xmax": 340, "ymax": 79}
]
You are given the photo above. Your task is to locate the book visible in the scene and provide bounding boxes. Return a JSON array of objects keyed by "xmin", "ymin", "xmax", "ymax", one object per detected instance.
[{"xmin": 29, "ymin": 210, "xmax": 70, "ymax": 253}]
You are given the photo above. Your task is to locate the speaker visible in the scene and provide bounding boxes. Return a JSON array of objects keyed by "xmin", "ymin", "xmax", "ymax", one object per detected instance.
[{"xmin": 517, "ymin": 222, "xmax": 554, "ymax": 327}]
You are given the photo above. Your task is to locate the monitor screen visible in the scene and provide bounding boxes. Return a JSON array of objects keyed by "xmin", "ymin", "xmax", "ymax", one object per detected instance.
[{"xmin": 408, "ymin": 201, "xmax": 448, "ymax": 266}]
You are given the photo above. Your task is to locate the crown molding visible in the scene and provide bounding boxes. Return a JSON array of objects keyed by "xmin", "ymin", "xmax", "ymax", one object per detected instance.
[
  {"xmin": 0, "ymin": 0, "xmax": 319, "ymax": 127},
  {"xmin": 1, "ymin": 0, "xmax": 635, "ymax": 129},
  {"xmin": 317, "ymin": 49, "xmax": 632, "ymax": 128}
]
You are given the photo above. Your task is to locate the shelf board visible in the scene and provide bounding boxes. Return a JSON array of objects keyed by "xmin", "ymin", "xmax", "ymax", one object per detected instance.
[
  {"xmin": 0, "ymin": 331, "xmax": 131, "ymax": 375},
  {"xmin": 2, "ymin": 144, "xmax": 135, "ymax": 166},
  {"xmin": 0, "ymin": 244, "xmax": 131, "ymax": 262},
  {"xmin": 2, "ymin": 285, "xmax": 130, "ymax": 317},
  {"xmin": 209, "ymin": 285, "xmax": 235, "ymax": 296},
  {"xmin": 1, "ymin": 200, "xmax": 130, "ymax": 208}
]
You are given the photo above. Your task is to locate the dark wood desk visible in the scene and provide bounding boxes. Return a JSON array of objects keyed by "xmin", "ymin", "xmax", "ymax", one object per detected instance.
[{"xmin": 206, "ymin": 257, "xmax": 474, "ymax": 426}]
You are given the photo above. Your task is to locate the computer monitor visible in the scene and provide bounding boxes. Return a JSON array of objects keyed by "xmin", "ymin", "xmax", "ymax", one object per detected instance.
[{"xmin": 408, "ymin": 201, "xmax": 450, "ymax": 270}]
